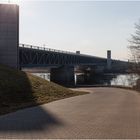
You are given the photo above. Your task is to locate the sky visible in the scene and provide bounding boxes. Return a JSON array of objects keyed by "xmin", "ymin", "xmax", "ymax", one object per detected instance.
[{"xmin": 1, "ymin": 0, "xmax": 140, "ymax": 60}]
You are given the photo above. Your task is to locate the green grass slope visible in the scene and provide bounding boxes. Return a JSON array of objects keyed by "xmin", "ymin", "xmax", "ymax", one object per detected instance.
[{"xmin": 0, "ymin": 65, "xmax": 87, "ymax": 115}]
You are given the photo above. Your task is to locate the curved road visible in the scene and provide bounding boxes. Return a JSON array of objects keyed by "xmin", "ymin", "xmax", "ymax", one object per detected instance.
[{"xmin": 0, "ymin": 87, "xmax": 140, "ymax": 139}]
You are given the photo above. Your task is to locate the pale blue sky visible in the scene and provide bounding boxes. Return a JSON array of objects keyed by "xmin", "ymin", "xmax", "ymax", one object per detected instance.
[{"xmin": 1, "ymin": 0, "xmax": 140, "ymax": 60}]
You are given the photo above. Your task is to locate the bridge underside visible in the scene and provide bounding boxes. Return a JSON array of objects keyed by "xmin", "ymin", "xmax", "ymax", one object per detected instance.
[{"xmin": 50, "ymin": 66, "xmax": 75, "ymax": 86}]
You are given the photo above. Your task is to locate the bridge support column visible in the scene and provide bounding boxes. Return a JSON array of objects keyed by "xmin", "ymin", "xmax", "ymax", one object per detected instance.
[
  {"xmin": 107, "ymin": 50, "xmax": 112, "ymax": 70},
  {"xmin": 0, "ymin": 4, "xmax": 19, "ymax": 69},
  {"xmin": 50, "ymin": 66, "xmax": 75, "ymax": 87}
]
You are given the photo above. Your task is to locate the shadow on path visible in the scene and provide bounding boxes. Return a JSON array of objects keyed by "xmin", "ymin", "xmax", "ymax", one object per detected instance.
[
  {"xmin": 0, "ymin": 66, "xmax": 63, "ymax": 133},
  {"xmin": 0, "ymin": 106, "xmax": 62, "ymax": 132}
]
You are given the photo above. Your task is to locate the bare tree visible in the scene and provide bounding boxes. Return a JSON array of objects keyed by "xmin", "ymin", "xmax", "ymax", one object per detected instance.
[{"xmin": 128, "ymin": 20, "xmax": 140, "ymax": 74}]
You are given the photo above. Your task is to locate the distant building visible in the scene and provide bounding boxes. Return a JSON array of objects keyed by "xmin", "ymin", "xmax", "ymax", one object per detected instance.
[{"xmin": 0, "ymin": 4, "xmax": 19, "ymax": 69}]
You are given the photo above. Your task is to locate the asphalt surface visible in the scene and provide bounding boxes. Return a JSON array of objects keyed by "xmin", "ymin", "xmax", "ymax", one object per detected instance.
[{"xmin": 0, "ymin": 87, "xmax": 140, "ymax": 139}]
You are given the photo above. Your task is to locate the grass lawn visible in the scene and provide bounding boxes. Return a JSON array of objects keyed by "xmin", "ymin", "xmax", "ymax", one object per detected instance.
[{"xmin": 0, "ymin": 65, "xmax": 88, "ymax": 115}]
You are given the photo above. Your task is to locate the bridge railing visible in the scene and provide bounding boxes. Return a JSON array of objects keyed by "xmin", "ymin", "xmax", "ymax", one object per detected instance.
[
  {"xmin": 19, "ymin": 43, "xmax": 77, "ymax": 55},
  {"xmin": 19, "ymin": 43, "xmax": 118, "ymax": 61}
]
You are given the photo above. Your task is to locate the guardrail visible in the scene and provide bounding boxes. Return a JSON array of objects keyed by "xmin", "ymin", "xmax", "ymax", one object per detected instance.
[
  {"xmin": 19, "ymin": 43, "xmax": 76, "ymax": 55},
  {"xmin": 19, "ymin": 43, "xmax": 125, "ymax": 62}
]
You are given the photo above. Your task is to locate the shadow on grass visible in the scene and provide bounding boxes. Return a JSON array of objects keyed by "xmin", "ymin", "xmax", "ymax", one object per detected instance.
[{"xmin": 0, "ymin": 65, "xmax": 63, "ymax": 132}]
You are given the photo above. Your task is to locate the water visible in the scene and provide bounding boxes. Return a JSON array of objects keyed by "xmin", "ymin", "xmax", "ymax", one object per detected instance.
[
  {"xmin": 110, "ymin": 74, "xmax": 139, "ymax": 87},
  {"xmin": 32, "ymin": 73, "xmax": 50, "ymax": 81},
  {"xmin": 75, "ymin": 73, "xmax": 139, "ymax": 87},
  {"xmin": 32, "ymin": 73, "xmax": 139, "ymax": 87}
]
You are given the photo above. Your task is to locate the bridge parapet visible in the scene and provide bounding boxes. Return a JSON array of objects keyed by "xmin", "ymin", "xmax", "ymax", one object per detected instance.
[{"xmin": 19, "ymin": 44, "xmax": 76, "ymax": 55}]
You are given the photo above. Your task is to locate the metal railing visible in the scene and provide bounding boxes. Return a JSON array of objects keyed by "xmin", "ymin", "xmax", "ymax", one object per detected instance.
[
  {"xmin": 19, "ymin": 43, "xmax": 121, "ymax": 61},
  {"xmin": 19, "ymin": 43, "xmax": 76, "ymax": 55}
]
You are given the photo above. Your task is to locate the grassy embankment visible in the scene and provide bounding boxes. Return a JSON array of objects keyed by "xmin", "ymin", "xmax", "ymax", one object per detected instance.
[{"xmin": 0, "ymin": 65, "xmax": 87, "ymax": 115}]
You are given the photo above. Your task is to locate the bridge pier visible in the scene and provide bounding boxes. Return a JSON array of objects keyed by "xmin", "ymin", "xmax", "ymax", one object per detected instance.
[
  {"xmin": 50, "ymin": 66, "xmax": 75, "ymax": 87},
  {"xmin": 0, "ymin": 4, "xmax": 19, "ymax": 69},
  {"xmin": 107, "ymin": 50, "xmax": 112, "ymax": 70}
]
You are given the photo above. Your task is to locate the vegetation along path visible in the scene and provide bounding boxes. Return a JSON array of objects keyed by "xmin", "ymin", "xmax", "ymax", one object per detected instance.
[{"xmin": 0, "ymin": 87, "xmax": 140, "ymax": 139}]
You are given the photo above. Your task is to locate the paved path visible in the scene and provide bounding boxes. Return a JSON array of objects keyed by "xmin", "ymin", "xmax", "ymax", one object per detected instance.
[{"xmin": 0, "ymin": 87, "xmax": 140, "ymax": 139}]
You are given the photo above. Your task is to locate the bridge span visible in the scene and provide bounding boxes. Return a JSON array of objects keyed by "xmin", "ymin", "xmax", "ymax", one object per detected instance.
[
  {"xmin": 19, "ymin": 44, "xmax": 128, "ymax": 86},
  {"xmin": 19, "ymin": 44, "xmax": 127, "ymax": 69},
  {"xmin": 19, "ymin": 44, "xmax": 107, "ymax": 68}
]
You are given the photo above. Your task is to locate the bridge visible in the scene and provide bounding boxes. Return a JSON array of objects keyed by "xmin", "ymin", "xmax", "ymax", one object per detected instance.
[
  {"xmin": 18, "ymin": 43, "xmax": 128, "ymax": 86},
  {"xmin": 19, "ymin": 44, "xmax": 108, "ymax": 68},
  {"xmin": 0, "ymin": 4, "xmax": 129, "ymax": 86},
  {"xmin": 19, "ymin": 43, "xmax": 128, "ymax": 70}
]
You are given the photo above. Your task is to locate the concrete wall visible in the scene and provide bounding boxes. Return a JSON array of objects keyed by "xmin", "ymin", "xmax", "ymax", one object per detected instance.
[{"xmin": 0, "ymin": 4, "xmax": 19, "ymax": 69}]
